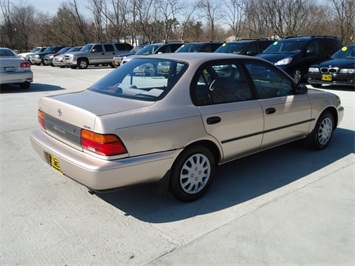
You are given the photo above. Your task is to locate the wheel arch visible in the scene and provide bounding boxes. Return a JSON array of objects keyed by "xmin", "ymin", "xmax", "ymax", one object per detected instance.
[
  {"xmin": 183, "ymin": 139, "xmax": 222, "ymax": 166},
  {"xmin": 321, "ymin": 106, "xmax": 338, "ymax": 130},
  {"xmin": 77, "ymin": 57, "xmax": 89, "ymax": 63}
]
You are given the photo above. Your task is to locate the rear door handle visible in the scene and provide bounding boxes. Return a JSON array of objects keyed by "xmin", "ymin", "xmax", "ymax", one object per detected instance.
[
  {"xmin": 265, "ymin": 108, "xmax": 276, "ymax": 115},
  {"xmin": 207, "ymin": 116, "xmax": 221, "ymax": 125}
]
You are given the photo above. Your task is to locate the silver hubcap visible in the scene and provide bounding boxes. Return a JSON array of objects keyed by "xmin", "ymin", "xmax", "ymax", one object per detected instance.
[
  {"xmin": 80, "ymin": 61, "xmax": 87, "ymax": 68},
  {"xmin": 318, "ymin": 117, "xmax": 333, "ymax": 145},
  {"xmin": 180, "ymin": 153, "xmax": 211, "ymax": 194}
]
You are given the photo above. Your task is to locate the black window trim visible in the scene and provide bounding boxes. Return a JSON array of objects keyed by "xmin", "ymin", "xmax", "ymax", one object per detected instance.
[{"xmin": 190, "ymin": 58, "xmax": 298, "ymax": 106}]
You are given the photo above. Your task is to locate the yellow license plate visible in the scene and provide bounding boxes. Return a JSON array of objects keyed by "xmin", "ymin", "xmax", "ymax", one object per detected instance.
[
  {"xmin": 49, "ymin": 154, "xmax": 62, "ymax": 174},
  {"xmin": 114, "ymin": 61, "xmax": 120, "ymax": 66},
  {"xmin": 321, "ymin": 74, "xmax": 332, "ymax": 81}
]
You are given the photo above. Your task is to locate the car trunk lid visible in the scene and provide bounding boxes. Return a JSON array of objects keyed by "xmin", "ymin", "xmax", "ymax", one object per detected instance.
[{"xmin": 39, "ymin": 90, "xmax": 154, "ymax": 148}]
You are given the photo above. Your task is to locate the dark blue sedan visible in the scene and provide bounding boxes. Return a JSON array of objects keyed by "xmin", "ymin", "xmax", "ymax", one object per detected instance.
[{"xmin": 307, "ymin": 45, "xmax": 355, "ymax": 87}]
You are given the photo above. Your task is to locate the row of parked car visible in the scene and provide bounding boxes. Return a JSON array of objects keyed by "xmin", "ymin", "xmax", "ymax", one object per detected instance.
[
  {"xmin": 4, "ymin": 36, "xmax": 354, "ymax": 90},
  {"xmin": 111, "ymin": 36, "xmax": 354, "ymax": 87}
]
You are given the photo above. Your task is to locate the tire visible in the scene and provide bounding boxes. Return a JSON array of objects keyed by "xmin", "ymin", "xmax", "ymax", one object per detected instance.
[
  {"xmin": 291, "ymin": 69, "xmax": 302, "ymax": 84},
  {"xmin": 20, "ymin": 82, "xmax": 30, "ymax": 89},
  {"xmin": 305, "ymin": 111, "xmax": 334, "ymax": 150},
  {"xmin": 70, "ymin": 66, "xmax": 77, "ymax": 69},
  {"xmin": 170, "ymin": 145, "xmax": 215, "ymax": 202},
  {"xmin": 78, "ymin": 58, "xmax": 88, "ymax": 69}
]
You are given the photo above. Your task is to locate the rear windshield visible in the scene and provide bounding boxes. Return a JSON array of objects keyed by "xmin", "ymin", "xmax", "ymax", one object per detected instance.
[
  {"xmin": 0, "ymin": 49, "xmax": 17, "ymax": 57},
  {"xmin": 263, "ymin": 40, "xmax": 308, "ymax": 54},
  {"xmin": 89, "ymin": 58, "xmax": 188, "ymax": 101}
]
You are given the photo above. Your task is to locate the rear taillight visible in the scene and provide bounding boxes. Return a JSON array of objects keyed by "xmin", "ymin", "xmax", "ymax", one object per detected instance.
[
  {"xmin": 38, "ymin": 110, "xmax": 45, "ymax": 128},
  {"xmin": 81, "ymin": 129, "xmax": 127, "ymax": 156},
  {"xmin": 20, "ymin": 61, "xmax": 31, "ymax": 69}
]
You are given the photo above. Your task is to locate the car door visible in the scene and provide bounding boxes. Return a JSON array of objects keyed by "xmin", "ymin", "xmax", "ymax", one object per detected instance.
[
  {"xmin": 244, "ymin": 61, "xmax": 312, "ymax": 148},
  {"xmin": 191, "ymin": 62, "xmax": 264, "ymax": 162},
  {"xmin": 90, "ymin": 44, "xmax": 104, "ymax": 64},
  {"xmin": 103, "ymin": 44, "xmax": 116, "ymax": 61}
]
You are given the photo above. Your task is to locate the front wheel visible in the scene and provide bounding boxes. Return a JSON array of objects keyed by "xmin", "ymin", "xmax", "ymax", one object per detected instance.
[
  {"xmin": 305, "ymin": 111, "xmax": 334, "ymax": 150},
  {"xmin": 170, "ymin": 145, "xmax": 215, "ymax": 202},
  {"xmin": 78, "ymin": 58, "xmax": 88, "ymax": 69}
]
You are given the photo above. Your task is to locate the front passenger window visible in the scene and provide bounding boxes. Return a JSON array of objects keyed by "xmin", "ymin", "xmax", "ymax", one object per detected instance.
[
  {"xmin": 92, "ymin": 45, "xmax": 103, "ymax": 53},
  {"xmin": 246, "ymin": 62, "xmax": 293, "ymax": 99}
]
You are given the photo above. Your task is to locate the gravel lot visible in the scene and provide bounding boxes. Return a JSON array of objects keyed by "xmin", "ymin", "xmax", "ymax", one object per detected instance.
[{"xmin": 1, "ymin": 65, "xmax": 354, "ymax": 265}]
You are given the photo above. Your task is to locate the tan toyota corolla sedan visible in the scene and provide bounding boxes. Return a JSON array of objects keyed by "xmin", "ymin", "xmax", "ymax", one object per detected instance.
[{"xmin": 31, "ymin": 53, "xmax": 344, "ymax": 202}]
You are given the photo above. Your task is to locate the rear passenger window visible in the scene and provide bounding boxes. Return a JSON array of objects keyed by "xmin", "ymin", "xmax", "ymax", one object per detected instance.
[
  {"xmin": 104, "ymin": 44, "xmax": 114, "ymax": 52},
  {"xmin": 191, "ymin": 63, "xmax": 252, "ymax": 106},
  {"xmin": 245, "ymin": 62, "xmax": 293, "ymax": 99}
]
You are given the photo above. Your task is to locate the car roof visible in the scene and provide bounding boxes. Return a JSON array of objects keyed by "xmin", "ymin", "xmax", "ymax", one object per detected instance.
[
  {"xmin": 283, "ymin": 35, "xmax": 339, "ymax": 41},
  {"xmin": 183, "ymin": 41, "xmax": 223, "ymax": 44},
  {"xmin": 227, "ymin": 39, "xmax": 272, "ymax": 43},
  {"xmin": 134, "ymin": 52, "xmax": 256, "ymax": 62}
]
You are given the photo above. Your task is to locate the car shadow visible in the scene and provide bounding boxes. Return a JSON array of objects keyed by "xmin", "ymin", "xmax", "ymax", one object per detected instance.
[
  {"xmin": 96, "ymin": 127, "xmax": 354, "ymax": 223},
  {"xmin": 0, "ymin": 83, "xmax": 64, "ymax": 93}
]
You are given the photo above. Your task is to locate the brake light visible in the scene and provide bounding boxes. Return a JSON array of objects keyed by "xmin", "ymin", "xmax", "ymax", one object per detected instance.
[
  {"xmin": 20, "ymin": 61, "xmax": 31, "ymax": 69},
  {"xmin": 38, "ymin": 110, "xmax": 45, "ymax": 128},
  {"xmin": 81, "ymin": 129, "xmax": 127, "ymax": 156}
]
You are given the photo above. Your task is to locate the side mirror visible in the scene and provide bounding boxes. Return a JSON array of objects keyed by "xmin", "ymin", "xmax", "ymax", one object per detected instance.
[{"xmin": 296, "ymin": 84, "xmax": 307, "ymax": 94}]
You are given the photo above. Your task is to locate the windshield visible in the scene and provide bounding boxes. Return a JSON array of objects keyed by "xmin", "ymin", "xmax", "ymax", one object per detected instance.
[
  {"xmin": 331, "ymin": 45, "xmax": 355, "ymax": 59},
  {"xmin": 176, "ymin": 43, "xmax": 202, "ymax": 52},
  {"xmin": 136, "ymin": 44, "xmax": 161, "ymax": 55},
  {"xmin": 57, "ymin": 47, "xmax": 69, "ymax": 54},
  {"xmin": 215, "ymin": 42, "xmax": 247, "ymax": 54},
  {"xmin": 31, "ymin": 47, "xmax": 41, "ymax": 53},
  {"xmin": 89, "ymin": 58, "xmax": 188, "ymax": 101},
  {"xmin": 81, "ymin": 44, "xmax": 93, "ymax": 52},
  {"xmin": 43, "ymin": 47, "xmax": 56, "ymax": 53},
  {"xmin": 263, "ymin": 40, "xmax": 307, "ymax": 54},
  {"xmin": 67, "ymin": 46, "xmax": 82, "ymax": 52}
]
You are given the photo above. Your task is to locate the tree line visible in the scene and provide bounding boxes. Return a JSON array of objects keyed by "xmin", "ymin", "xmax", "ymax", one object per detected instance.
[{"xmin": 0, "ymin": 0, "xmax": 354, "ymax": 52}]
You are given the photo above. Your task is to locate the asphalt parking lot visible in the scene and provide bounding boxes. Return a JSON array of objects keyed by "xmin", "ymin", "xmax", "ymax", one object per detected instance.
[{"xmin": 1, "ymin": 65, "xmax": 354, "ymax": 265}]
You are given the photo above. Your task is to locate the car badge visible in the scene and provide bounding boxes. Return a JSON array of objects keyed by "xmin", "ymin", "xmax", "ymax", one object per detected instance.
[{"xmin": 57, "ymin": 109, "xmax": 63, "ymax": 116}]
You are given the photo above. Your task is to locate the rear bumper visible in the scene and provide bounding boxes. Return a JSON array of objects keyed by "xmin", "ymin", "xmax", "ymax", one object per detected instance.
[
  {"xmin": 30, "ymin": 129, "xmax": 179, "ymax": 191},
  {"xmin": 0, "ymin": 71, "xmax": 33, "ymax": 84}
]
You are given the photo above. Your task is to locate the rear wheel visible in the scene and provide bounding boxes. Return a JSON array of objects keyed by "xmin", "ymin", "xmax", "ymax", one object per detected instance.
[
  {"xmin": 305, "ymin": 111, "xmax": 334, "ymax": 150},
  {"xmin": 170, "ymin": 145, "xmax": 215, "ymax": 202}
]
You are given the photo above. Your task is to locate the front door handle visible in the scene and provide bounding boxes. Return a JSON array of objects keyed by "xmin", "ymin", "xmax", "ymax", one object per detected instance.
[
  {"xmin": 207, "ymin": 116, "xmax": 221, "ymax": 125},
  {"xmin": 265, "ymin": 108, "xmax": 276, "ymax": 115}
]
